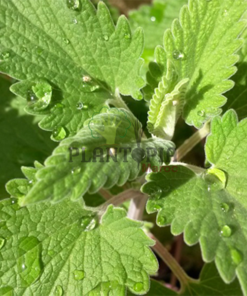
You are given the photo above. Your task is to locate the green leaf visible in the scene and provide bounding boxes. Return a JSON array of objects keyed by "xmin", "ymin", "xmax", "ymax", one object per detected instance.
[
  {"xmin": 0, "ymin": 75, "xmax": 55, "ymax": 198},
  {"xmin": 0, "ymin": 0, "xmax": 145, "ymax": 138},
  {"xmin": 0, "ymin": 198, "xmax": 158, "ymax": 295},
  {"xmin": 224, "ymin": 38, "xmax": 247, "ymax": 119},
  {"xmin": 8, "ymin": 108, "xmax": 174, "ymax": 205},
  {"xmin": 128, "ymin": 263, "xmax": 242, "ymax": 296},
  {"xmin": 145, "ymin": 0, "xmax": 247, "ymax": 139},
  {"xmin": 142, "ymin": 110, "xmax": 247, "ymax": 295},
  {"xmin": 129, "ymin": 0, "xmax": 188, "ymax": 64}
]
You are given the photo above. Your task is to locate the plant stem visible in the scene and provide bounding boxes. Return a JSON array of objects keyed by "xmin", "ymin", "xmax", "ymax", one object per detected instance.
[
  {"xmin": 97, "ymin": 189, "xmax": 141, "ymax": 215},
  {"xmin": 170, "ymin": 234, "xmax": 183, "ymax": 287},
  {"xmin": 99, "ymin": 189, "xmax": 113, "ymax": 200},
  {"xmin": 128, "ymin": 194, "xmax": 148, "ymax": 220},
  {"xmin": 175, "ymin": 121, "xmax": 210, "ymax": 161},
  {"xmin": 149, "ymin": 233, "xmax": 198, "ymax": 292},
  {"xmin": 171, "ymin": 162, "xmax": 206, "ymax": 174},
  {"xmin": 107, "ymin": 90, "xmax": 132, "ymax": 112}
]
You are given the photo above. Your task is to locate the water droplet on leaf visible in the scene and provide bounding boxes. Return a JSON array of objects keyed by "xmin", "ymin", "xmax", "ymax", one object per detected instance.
[
  {"xmin": 103, "ymin": 35, "xmax": 109, "ymax": 41},
  {"xmin": 173, "ymin": 50, "xmax": 185, "ymax": 60},
  {"xmin": 0, "ymin": 51, "xmax": 10, "ymax": 60},
  {"xmin": 73, "ymin": 19, "xmax": 78, "ymax": 24},
  {"xmin": 53, "ymin": 103, "xmax": 64, "ymax": 115},
  {"xmin": 221, "ymin": 202, "xmax": 230, "ymax": 212},
  {"xmin": 142, "ymin": 182, "xmax": 162, "ymax": 199},
  {"xmin": 55, "ymin": 285, "xmax": 63, "ymax": 296},
  {"xmin": 147, "ymin": 200, "xmax": 162, "ymax": 212},
  {"xmin": 133, "ymin": 282, "xmax": 144, "ymax": 292},
  {"xmin": 157, "ymin": 214, "xmax": 166, "ymax": 226},
  {"xmin": 231, "ymin": 249, "xmax": 243, "ymax": 265},
  {"xmin": 66, "ymin": 0, "xmax": 81, "ymax": 11},
  {"xmin": 29, "ymin": 81, "xmax": 52, "ymax": 110},
  {"xmin": 197, "ymin": 110, "xmax": 205, "ymax": 117},
  {"xmin": 150, "ymin": 16, "xmax": 156, "ymax": 22},
  {"xmin": 71, "ymin": 166, "xmax": 81, "ymax": 175},
  {"xmin": 52, "ymin": 126, "xmax": 67, "ymax": 141},
  {"xmin": 220, "ymin": 225, "xmax": 232, "ymax": 237},
  {"xmin": 63, "ymin": 38, "xmax": 70, "ymax": 44},
  {"xmin": 73, "ymin": 270, "xmax": 85, "ymax": 281},
  {"xmin": 17, "ymin": 236, "xmax": 42, "ymax": 287},
  {"xmin": 204, "ymin": 168, "xmax": 227, "ymax": 192},
  {"xmin": 0, "ymin": 237, "xmax": 5, "ymax": 250},
  {"xmin": 223, "ymin": 9, "xmax": 228, "ymax": 16},
  {"xmin": 81, "ymin": 216, "xmax": 97, "ymax": 231},
  {"xmin": 124, "ymin": 33, "xmax": 131, "ymax": 39}
]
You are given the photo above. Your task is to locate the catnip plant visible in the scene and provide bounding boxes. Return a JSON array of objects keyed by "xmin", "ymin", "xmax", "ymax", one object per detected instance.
[{"xmin": 0, "ymin": 0, "xmax": 247, "ymax": 295}]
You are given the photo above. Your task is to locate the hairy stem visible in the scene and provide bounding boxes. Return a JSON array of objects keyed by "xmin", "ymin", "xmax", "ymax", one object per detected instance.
[
  {"xmin": 175, "ymin": 121, "xmax": 210, "ymax": 161},
  {"xmin": 97, "ymin": 189, "xmax": 141, "ymax": 216},
  {"xmin": 128, "ymin": 194, "xmax": 148, "ymax": 220},
  {"xmin": 99, "ymin": 189, "xmax": 113, "ymax": 200},
  {"xmin": 170, "ymin": 234, "xmax": 183, "ymax": 287},
  {"xmin": 149, "ymin": 233, "xmax": 198, "ymax": 292}
]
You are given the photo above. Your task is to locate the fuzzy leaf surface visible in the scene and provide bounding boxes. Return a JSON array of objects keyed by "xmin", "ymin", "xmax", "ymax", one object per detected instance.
[
  {"xmin": 145, "ymin": 0, "xmax": 247, "ymax": 136},
  {"xmin": 0, "ymin": 76, "xmax": 55, "ymax": 198},
  {"xmin": 0, "ymin": 198, "xmax": 157, "ymax": 295},
  {"xmin": 0, "ymin": 0, "xmax": 145, "ymax": 138},
  {"xmin": 128, "ymin": 263, "xmax": 242, "ymax": 296},
  {"xmin": 8, "ymin": 108, "xmax": 175, "ymax": 204},
  {"xmin": 142, "ymin": 110, "xmax": 247, "ymax": 294},
  {"xmin": 129, "ymin": 0, "xmax": 187, "ymax": 64}
]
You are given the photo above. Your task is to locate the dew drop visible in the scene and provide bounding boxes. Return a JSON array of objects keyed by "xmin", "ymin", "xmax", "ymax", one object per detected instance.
[
  {"xmin": 27, "ymin": 91, "xmax": 38, "ymax": 103},
  {"xmin": 71, "ymin": 166, "xmax": 81, "ymax": 175},
  {"xmin": 0, "ymin": 51, "xmax": 10, "ymax": 60},
  {"xmin": 223, "ymin": 9, "xmax": 228, "ymax": 17},
  {"xmin": 173, "ymin": 50, "xmax": 185, "ymax": 60},
  {"xmin": 150, "ymin": 16, "xmax": 156, "ymax": 22},
  {"xmin": 133, "ymin": 282, "xmax": 144, "ymax": 292},
  {"xmin": 220, "ymin": 225, "xmax": 232, "ymax": 237},
  {"xmin": 55, "ymin": 285, "xmax": 63, "ymax": 296},
  {"xmin": 157, "ymin": 215, "xmax": 166, "ymax": 226},
  {"xmin": 17, "ymin": 236, "xmax": 42, "ymax": 286},
  {"xmin": 124, "ymin": 33, "xmax": 131, "ymax": 39},
  {"xmin": 0, "ymin": 237, "xmax": 5, "ymax": 250},
  {"xmin": 55, "ymin": 103, "xmax": 64, "ymax": 109},
  {"xmin": 221, "ymin": 202, "xmax": 230, "ymax": 213},
  {"xmin": 73, "ymin": 270, "xmax": 85, "ymax": 281},
  {"xmin": 53, "ymin": 103, "xmax": 65, "ymax": 115},
  {"xmin": 230, "ymin": 249, "xmax": 243, "ymax": 265},
  {"xmin": 52, "ymin": 126, "xmax": 67, "ymax": 141},
  {"xmin": 73, "ymin": 19, "xmax": 78, "ymax": 24},
  {"xmin": 148, "ymin": 200, "xmax": 162, "ymax": 213},
  {"xmin": 76, "ymin": 102, "xmax": 83, "ymax": 110},
  {"xmin": 142, "ymin": 182, "xmax": 163, "ymax": 199},
  {"xmin": 204, "ymin": 168, "xmax": 227, "ymax": 192},
  {"xmin": 66, "ymin": 0, "xmax": 81, "ymax": 11},
  {"xmin": 103, "ymin": 35, "xmax": 109, "ymax": 41},
  {"xmin": 63, "ymin": 38, "xmax": 70, "ymax": 44},
  {"xmin": 197, "ymin": 110, "xmax": 205, "ymax": 117},
  {"xmin": 30, "ymin": 81, "xmax": 53, "ymax": 110},
  {"xmin": 81, "ymin": 216, "xmax": 97, "ymax": 231}
]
